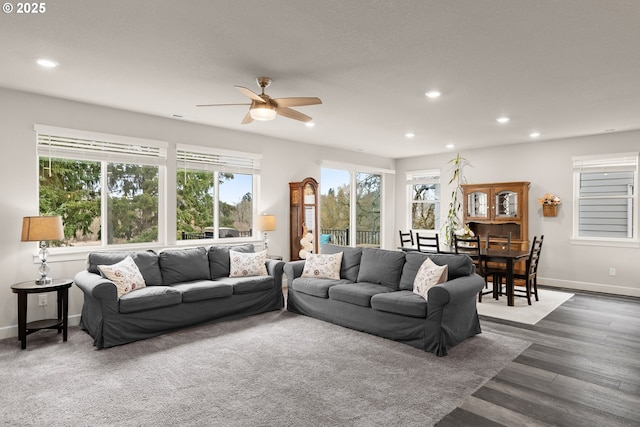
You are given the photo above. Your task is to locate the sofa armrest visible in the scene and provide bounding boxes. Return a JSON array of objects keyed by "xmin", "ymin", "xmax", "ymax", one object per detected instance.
[
  {"xmin": 74, "ymin": 270, "xmax": 119, "ymax": 308},
  {"xmin": 283, "ymin": 260, "xmax": 306, "ymax": 283},
  {"xmin": 426, "ymin": 274, "xmax": 484, "ymax": 307},
  {"xmin": 266, "ymin": 259, "xmax": 285, "ymax": 288}
]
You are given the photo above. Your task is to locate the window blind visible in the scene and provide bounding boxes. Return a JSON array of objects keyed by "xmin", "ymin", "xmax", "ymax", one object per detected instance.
[
  {"xmin": 35, "ymin": 125, "xmax": 167, "ymax": 166},
  {"xmin": 177, "ymin": 145, "xmax": 261, "ymax": 174}
]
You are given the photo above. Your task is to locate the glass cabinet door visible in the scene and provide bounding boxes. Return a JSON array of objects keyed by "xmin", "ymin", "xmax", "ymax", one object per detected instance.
[
  {"xmin": 467, "ymin": 191, "xmax": 488, "ymax": 218},
  {"xmin": 495, "ymin": 190, "xmax": 518, "ymax": 218}
]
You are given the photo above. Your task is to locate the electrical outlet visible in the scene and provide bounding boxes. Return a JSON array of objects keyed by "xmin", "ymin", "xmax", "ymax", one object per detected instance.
[
  {"xmin": 609, "ymin": 267, "xmax": 616, "ymax": 276},
  {"xmin": 38, "ymin": 294, "xmax": 47, "ymax": 306}
]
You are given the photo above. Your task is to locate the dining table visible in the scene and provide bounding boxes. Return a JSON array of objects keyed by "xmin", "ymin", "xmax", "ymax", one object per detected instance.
[{"xmin": 479, "ymin": 247, "xmax": 530, "ymax": 306}]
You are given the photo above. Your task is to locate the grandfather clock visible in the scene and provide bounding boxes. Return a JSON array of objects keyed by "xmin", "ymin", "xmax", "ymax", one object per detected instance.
[{"xmin": 289, "ymin": 177, "xmax": 319, "ymax": 261}]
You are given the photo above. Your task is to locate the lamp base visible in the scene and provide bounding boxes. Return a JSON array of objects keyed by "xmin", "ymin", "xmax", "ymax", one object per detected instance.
[{"xmin": 35, "ymin": 276, "xmax": 53, "ymax": 286}]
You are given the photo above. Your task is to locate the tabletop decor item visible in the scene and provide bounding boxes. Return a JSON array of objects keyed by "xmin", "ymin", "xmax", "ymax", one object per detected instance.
[
  {"xmin": 21, "ymin": 215, "xmax": 64, "ymax": 284},
  {"xmin": 538, "ymin": 193, "xmax": 561, "ymax": 217}
]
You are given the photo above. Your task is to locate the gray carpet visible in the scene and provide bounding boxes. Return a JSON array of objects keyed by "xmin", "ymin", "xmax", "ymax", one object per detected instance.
[{"xmin": 0, "ymin": 311, "xmax": 529, "ymax": 426}]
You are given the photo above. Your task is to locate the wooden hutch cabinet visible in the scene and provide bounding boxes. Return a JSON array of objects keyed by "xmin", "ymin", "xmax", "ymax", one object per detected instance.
[
  {"xmin": 289, "ymin": 177, "xmax": 319, "ymax": 261},
  {"xmin": 462, "ymin": 181, "xmax": 530, "ymax": 250}
]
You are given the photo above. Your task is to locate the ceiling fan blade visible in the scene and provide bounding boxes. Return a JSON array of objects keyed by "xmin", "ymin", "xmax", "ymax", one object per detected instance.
[
  {"xmin": 196, "ymin": 103, "xmax": 250, "ymax": 107},
  {"xmin": 276, "ymin": 107, "xmax": 313, "ymax": 122},
  {"xmin": 273, "ymin": 97, "xmax": 322, "ymax": 108},
  {"xmin": 235, "ymin": 86, "xmax": 265, "ymax": 103},
  {"xmin": 241, "ymin": 111, "xmax": 254, "ymax": 124}
]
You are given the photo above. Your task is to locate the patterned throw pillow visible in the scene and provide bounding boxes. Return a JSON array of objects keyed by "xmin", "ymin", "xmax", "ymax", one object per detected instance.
[
  {"xmin": 301, "ymin": 252, "xmax": 343, "ymax": 280},
  {"xmin": 229, "ymin": 249, "xmax": 268, "ymax": 277},
  {"xmin": 98, "ymin": 255, "xmax": 147, "ymax": 298},
  {"xmin": 412, "ymin": 258, "xmax": 448, "ymax": 300}
]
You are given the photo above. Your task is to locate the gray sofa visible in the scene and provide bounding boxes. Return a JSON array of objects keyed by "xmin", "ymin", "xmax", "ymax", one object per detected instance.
[
  {"xmin": 284, "ymin": 244, "xmax": 485, "ymax": 356},
  {"xmin": 75, "ymin": 244, "xmax": 284, "ymax": 348}
]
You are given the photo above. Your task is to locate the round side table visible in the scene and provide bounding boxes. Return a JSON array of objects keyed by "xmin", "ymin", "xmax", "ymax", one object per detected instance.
[{"xmin": 10, "ymin": 279, "xmax": 73, "ymax": 350}]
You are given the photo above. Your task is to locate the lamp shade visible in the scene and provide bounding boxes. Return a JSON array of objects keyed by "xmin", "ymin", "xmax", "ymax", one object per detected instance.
[
  {"xmin": 257, "ymin": 215, "xmax": 277, "ymax": 232},
  {"xmin": 21, "ymin": 216, "xmax": 64, "ymax": 242}
]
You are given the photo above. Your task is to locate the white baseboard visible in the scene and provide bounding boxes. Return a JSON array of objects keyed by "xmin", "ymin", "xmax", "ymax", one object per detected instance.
[
  {"xmin": 0, "ymin": 314, "xmax": 81, "ymax": 341},
  {"xmin": 539, "ymin": 277, "xmax": 640, "ymax": 298}
]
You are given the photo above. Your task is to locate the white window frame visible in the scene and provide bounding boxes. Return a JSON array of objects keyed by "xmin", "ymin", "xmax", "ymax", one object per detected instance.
[
  {"xmin": 572, "ymin": 152, "xmax": 639, "ymax": 247},
  {"xmin": 176, "ymin": 144, "xmax": 261, "ymax": 242},
  {"xmin": 35, "ymin": 124, "xmax": 168, "ymax": 249},
  {"xmin": 406, "ymin": 169, "xmax": 441, "ymax": 233},
  {"xmin": 320, "ymin": 160, "xmax": 393, "ymax": 248}
]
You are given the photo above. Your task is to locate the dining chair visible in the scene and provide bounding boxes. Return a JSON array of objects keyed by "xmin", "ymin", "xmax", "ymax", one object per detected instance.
[
  {"xmin": 495, "ymin": 235, "xmax": 544, "ymax": 305},
  {"xmin": 484, "ymin": 232, "xmax": 512, "ymax": 293},
  {"xmin": 454, "ymin": 235, "xmax": 490, "ymax": 301},
  {"xmin": 399, "ymin": 230, "xmax": 414, "ymax": 248},
  {"xmin": 416, "ymin": 233, "xmax": 440, "ymax": 253}
]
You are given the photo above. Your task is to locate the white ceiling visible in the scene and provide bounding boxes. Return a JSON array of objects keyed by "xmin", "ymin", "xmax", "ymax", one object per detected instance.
[{"xmin": 2, "ymin": 0, "xmax": 639, "ymax": 159}]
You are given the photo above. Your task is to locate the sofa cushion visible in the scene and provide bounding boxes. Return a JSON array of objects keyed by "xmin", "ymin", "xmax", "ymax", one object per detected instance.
[
  {"xmin": 328, "ymin": 283, "xmax": 393, "ymax": 307},
  {"xmin": 98, "ymin": 255, "xmax": 146, "ymax": 298},
  {"xmin": 216, "ymin": 276, "xmax": 274, "ymax": 295},
  {"xmin": 399, "ymin": 252, "xmax": 474, "ymax": 291},
  {"xmin": 171, "ymin": 280, "xmax": 233, "ymax": 303},
  {"xmin": 356, "ymin": 248, "xmax": 406, "ymax": 290},
  {"xmin": 229, "ymin": 250, "xmax": 268, "ymax": 277},
  {"xmin": 412, "ymin": 258, "xmax": 448, "ymax": 300},
  {"xmin": 371, "ymin": 291, "xmax": 427, "ymax": 319},
  {"xmin": 301, "ymin": 252, "xmax": 343, "ymax": 280},
  {"xmin": 88, "ymin": 250, "xmax": 162, "ymax": 286},
  {"xmin": 159, "ymin": 247, "xmax": 210, "ymax": 286},
  {"xmin": 118, "ymin": 286, "xmax": 182, "ymax": 314},
  {"xmin": 291, "ymin": 277, "xmax": 352, "ymax": 298},
  {"xmin": 209, "ymin": 244, "xmax": 255, "ymax": 279},
  {"xmin": 321, "ymin": 244, "xmax": 362, "ymax": 282}
]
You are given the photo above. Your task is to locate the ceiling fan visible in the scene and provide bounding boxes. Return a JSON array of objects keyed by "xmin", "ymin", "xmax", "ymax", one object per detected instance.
[{"xmin": 197, "ymin": 77, "xmax": 322, "ymax": 124}]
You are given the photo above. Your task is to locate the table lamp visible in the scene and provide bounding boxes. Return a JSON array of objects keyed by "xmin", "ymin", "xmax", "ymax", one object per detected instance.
[
  {"xmin": 257, "ymin": 214, "xmax": 276, "ymax": 251},
  {"xmin": 21, "ymin": 215, "xmax": 64, "ymax": 285}
]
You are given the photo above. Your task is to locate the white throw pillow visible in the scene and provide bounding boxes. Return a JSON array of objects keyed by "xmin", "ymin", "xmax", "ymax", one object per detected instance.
[
  {"xmin": 301, "ymin": 252, "xmax": 343, "ymax": 280},
  {"xmin": 412, "ymin": 258, "xmax": 448, "ymax": 300},
  {"xmin": 229, "ymin": 249, "xmax": 268, "ymax": 277},
  {"xmin": 98, "ymin": 255, "xmax": 146, "ymax": 298}
]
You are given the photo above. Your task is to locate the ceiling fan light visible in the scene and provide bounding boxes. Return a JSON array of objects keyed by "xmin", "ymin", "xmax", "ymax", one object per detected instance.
[{"xmin": 250, "ymin": 104, "xmax": 277, "ymax": 121}]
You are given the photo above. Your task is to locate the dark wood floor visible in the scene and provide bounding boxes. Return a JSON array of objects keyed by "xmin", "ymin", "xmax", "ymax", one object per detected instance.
[{"xmin": 437, "ymin": 289, "xmax": 640, "ymax": 426}]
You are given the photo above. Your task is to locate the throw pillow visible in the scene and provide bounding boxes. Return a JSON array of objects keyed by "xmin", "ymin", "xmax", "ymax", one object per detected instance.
[
  {"xmin": 301, "ymin": 252, "xmax": 343, "ymax": 280},
  {"xmin": 412, "ymin": 258, "xmax": 448, "ymax": 300},
  {"xmin": 229, "ymin": 249, "xmax": 268, "ymax": 277},
  {"xmin": 98, "ymin": 255, "xmax": 147, "ymax": 298}
]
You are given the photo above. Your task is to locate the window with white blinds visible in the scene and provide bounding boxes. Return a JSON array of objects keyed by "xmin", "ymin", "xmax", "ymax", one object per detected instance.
[
  {"xmin": 573, "ymin": 153, "xmax": 638, "ymax": 242},
  {"xmin": 176, "ymin": 144, "xmax": 261, "ymax": 241},
  {"xmin": 35, "ymin": 125, "xmax": 167, "ymax": 247}
]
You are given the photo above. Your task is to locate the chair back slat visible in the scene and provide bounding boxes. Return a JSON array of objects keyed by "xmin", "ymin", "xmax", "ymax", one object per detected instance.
[
  {"xmin": 416, "ymin": 233, "xmax": 440, "ymax": 253},
  {"xmin": 399, "ymin": 230, "xmax": 414, "ymax": 247}
]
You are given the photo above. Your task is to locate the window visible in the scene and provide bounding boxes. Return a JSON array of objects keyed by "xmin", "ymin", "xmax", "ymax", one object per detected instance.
[
  {"xmin": 176, "ymin": 145, "xmax": 260, "ymax": 241},
  {"xmin": 406, "ymin": 169, "xmax": 440, "ymax": 231},
  {"xmin": 573, "ymin": 153, "xmax": 638, "ymax": 244},
  {"xmin": 320, "ymin": 164, "xmax": 385, "ymax": 248},
  {"xmin": 37, "ymin": 125, "xmax": 166, "ymax": 247}
]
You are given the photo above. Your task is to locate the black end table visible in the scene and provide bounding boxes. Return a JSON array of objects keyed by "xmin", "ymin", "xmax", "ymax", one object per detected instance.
[{"xmin": 10, "ymin": 279, "xmax": 73, "ymax": 349}]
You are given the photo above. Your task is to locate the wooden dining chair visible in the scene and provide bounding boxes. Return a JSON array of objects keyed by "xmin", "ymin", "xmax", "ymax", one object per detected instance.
[
  {"xmin": 484, "ymin": 232, "xmax": 512, "ymax": 293},
  {"xmin": 398, "ymin": 230, "xmax": 414, "ymax": 248},
  {"xmin": 495, "ymin": 235, "xmax": 544, "ymax": 305},
  {"xmin": 416, "ymin": 233, "xmax": 440, "ymax": 253},
  {"xmin": 454, "ymin": 235, "xmax": 490, "ymax": 301}
]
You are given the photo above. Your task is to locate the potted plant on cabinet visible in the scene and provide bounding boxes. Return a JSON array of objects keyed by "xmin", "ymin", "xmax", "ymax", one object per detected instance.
[{"xmin": 441, "ymin": 153, "xmax": 469, "ymax": 245}]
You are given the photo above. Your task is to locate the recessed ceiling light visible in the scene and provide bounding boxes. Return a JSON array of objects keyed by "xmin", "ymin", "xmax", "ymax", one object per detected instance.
[
  {"xmin": 425, "ymin": 90, "xmax": 441, "ymax": 99},
  {"xmin": 529, "ymin": 132, "xmax": 541, "ymax": 138},
  {"xmin": 496, "ymin": 116, "xmax": 510, "ymax": 124},
  {"xmin": 405, "ymin": 132, "xmax": 415, "ymax": 138},
  {"xmin": 36, "ymin": 58, "xmax": 58, "ymax": 68},
  {"xmin": 305, "ymin": 122, "xmax": 316, "ymax": 128},
  {"xmin": 446, "ymin": 144, "xmax": 455, "ymax": 149}
]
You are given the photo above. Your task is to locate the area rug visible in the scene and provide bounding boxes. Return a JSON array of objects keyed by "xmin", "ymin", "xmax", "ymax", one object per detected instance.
[
  {"xmin": 0, "ymin": 310, "xmax": 529, "ymax": 427},
  {"xmin": 477, "ymin": 287, "xmax": 574, "ymax": 325}
]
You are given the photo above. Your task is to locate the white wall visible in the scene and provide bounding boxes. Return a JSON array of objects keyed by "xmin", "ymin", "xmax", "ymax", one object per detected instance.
[
  {"xmin": 395, "ymin": 131, "xmax": 640, "ymax": 298},
  {"xmin": 0, "ymin": 87, "xmax": 395, "ymax": 339}
]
